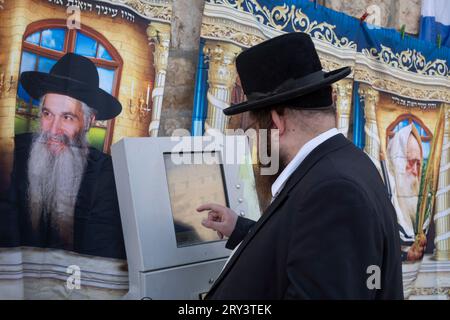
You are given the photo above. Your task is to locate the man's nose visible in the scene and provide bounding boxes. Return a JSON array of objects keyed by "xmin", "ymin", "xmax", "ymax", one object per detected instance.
[{"xmin": 49, "ymin": 117, "xmax": 63, "ymax": 135}]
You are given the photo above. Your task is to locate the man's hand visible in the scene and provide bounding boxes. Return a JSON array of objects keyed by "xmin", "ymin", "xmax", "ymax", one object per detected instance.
[
  {"xmin": 196, "ymin": 203, "xmax": 238, "ymax": 239},
  {"xmin": 407, "ymin": 237, "xmax": 427, "ymax": 261}
]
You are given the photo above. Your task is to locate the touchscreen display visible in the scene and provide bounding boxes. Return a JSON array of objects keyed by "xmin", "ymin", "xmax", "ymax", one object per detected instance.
[{"xmin": 164, "ymin": 151, "xmax": 228, "ymax": 247}]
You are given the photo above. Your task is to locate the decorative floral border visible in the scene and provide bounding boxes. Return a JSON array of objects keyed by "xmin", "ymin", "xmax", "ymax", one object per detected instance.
[
  {"xmin": 204, "ymin": 0, "xmax": 450, "ymax": 102},
  {"xmin": 207, "ymin": 0, "xmax": 356, "ymax": 49},
  {"xmin": 208, "ymin": 0, "xmax": 450, "ymax": 79},
  {"xmin": 363, "ymin": 45, "xmax": 450, "ymax": 78}
]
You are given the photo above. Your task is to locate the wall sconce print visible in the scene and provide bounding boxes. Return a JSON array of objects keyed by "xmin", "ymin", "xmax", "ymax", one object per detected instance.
[
  {"xmin": 0, "ymin": 71, "xmax": 16, "ymax": 96},
  {"xmin": 0, "ymin": 54, "xmax": 17, "ymax": 95},
  {"xmin": 129, "ymin": 80, "xmax": 152, "ymax": 118}
]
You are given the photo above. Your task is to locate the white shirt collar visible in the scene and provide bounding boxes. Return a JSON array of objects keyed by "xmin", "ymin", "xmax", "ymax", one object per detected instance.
[{"xmin": 271, "ymin": 128, "xmax": 340, "ymax": 199}]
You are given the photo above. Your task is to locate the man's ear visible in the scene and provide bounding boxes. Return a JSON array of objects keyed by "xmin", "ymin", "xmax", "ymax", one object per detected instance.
[
  {"xmin": 90, "ymin": 115, "xmax": 96, "ymax": 126},
  {"xmin": 270, "ymin": 109, "xmax": 285, "ymax": 135}
]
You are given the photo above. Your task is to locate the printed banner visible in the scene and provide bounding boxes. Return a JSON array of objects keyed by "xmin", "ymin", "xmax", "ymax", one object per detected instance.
[
  {"xmin": 0, "ymin": 0, "xmax": 172, "ymax": 299},
  {"xmin": 192, "ymin": 0, "xmax": 450, "ymax": 299}
]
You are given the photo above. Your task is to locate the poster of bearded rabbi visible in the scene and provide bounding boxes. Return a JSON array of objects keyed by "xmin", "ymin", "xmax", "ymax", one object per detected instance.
[
  {"xmin": 0, "ymin": 0, "xmax": 173, "ymax": 299},
  {"xmin": 376, "ymin": 92, "xmax": 444, "ymax": 264}
]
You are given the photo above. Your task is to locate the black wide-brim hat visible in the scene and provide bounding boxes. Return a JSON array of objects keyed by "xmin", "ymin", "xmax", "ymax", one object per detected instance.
[
  {"xmin": 223, "ymin": 32, "xmax": 351, "ymax": 116},
  {"xmin": 20, "ymin": 53, "xmax": 122, "ymax": 121}
]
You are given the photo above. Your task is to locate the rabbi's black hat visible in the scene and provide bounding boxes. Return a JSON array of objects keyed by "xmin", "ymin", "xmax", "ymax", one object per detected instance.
[{"xmin": 20, "ymin": 53, "xmax": 121, "ymax": 120}]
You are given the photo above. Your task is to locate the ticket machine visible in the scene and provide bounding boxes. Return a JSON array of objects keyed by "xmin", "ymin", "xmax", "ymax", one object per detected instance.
[{"xmin": 111, "ymin": 135, "xmax": 261, "ymax": 299}]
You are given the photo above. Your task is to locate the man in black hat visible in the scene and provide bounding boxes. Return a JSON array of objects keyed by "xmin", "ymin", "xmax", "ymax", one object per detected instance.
[
  {"xmin": 197, "ymin": 33, "xmax": 403, "ymax": 299},
  {"xmin": 0, "ymin": 53, "xmax": 126, "ymax": 260}
]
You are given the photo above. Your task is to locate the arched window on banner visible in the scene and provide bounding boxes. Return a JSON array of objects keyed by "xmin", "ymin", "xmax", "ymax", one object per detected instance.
[
  {"xmin": 387, "ymin": 114, "xmax": 433, "ymax": 161},
  {"xmin": 16, "ymin": 20, "xmax": 123, "ymax": 152}
]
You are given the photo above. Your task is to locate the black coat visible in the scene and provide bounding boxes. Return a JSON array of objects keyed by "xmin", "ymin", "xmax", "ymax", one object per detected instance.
[
  {"xmin": 0, "ymin": 133, "xmax": 126, "ymax": 260},
  {"xmin": 207, "ymin": 134, "xmax": 403, "ymax": 300}
]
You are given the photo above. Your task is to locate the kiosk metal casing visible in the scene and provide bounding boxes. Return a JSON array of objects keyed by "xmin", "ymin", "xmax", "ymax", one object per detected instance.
[{"xmin": 111, "ymin": 136, "xmax": 261, "ymax": 299}]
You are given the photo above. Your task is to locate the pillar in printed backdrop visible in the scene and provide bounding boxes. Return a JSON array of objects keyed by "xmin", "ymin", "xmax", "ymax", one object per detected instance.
[
  {"xmin": 203, "ymin": 41, "xmax": 241, "ymax": 133},
  {"xmin": 147, "ymin": 21, "xmax": 171, "ymax": 137}
]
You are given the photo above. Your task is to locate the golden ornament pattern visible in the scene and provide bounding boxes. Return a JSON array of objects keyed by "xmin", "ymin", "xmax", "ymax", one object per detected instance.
[
  {"xmin": 354, "ymin": 68, "xmax": 450, "ymax": 102},
  {"xmin": 108, "ymin": 0, "xmax": 172, "ymax": 22},
  {"xmin": 201, "ymin": 23, "xmax": 265, "ymax": 48}
]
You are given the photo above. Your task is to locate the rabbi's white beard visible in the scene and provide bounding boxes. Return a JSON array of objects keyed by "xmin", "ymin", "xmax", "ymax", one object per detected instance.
[
  {"xmin": 27, "ymin": 130, "xmax": 89, "ymax": 247},
  {"xmin": 396, "ymin": 170, "xmax": 420, "ymax": 228}
]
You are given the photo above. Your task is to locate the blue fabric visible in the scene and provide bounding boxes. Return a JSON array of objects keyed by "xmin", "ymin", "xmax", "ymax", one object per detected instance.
[
  {"xmin": 419, "ymin": 0, "xmax": 450, "ymax": 48},
  {"xmin": 206, "ymin": 0, "xmax": 450, "ymax": 62},
  {"xmin": 208, "ymin": 0, "xmax": 359, "ymax": 48},
  {"xmin": 191, "ymin": 38, "xmax": 209, "ymax": 136},
  {"xmin": 420, "ymin": 16, "xmax": 450, "ymax": 47},
  {"xmin": 352, "ymin": 82, "xmax": 365, "ymax": 150},
  {"xmin": 358, "ymin": 22, "xmax": 450, "ymax": 66}
]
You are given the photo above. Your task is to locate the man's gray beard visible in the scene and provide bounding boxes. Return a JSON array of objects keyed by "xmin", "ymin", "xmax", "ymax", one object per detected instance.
[
  {"xmin": 27, "ymin": 131, "xmax": 89, "ymax": 247},
  {"xmin": 396, "ymin": 171, "xmax": 420, "ymax": 227}
]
